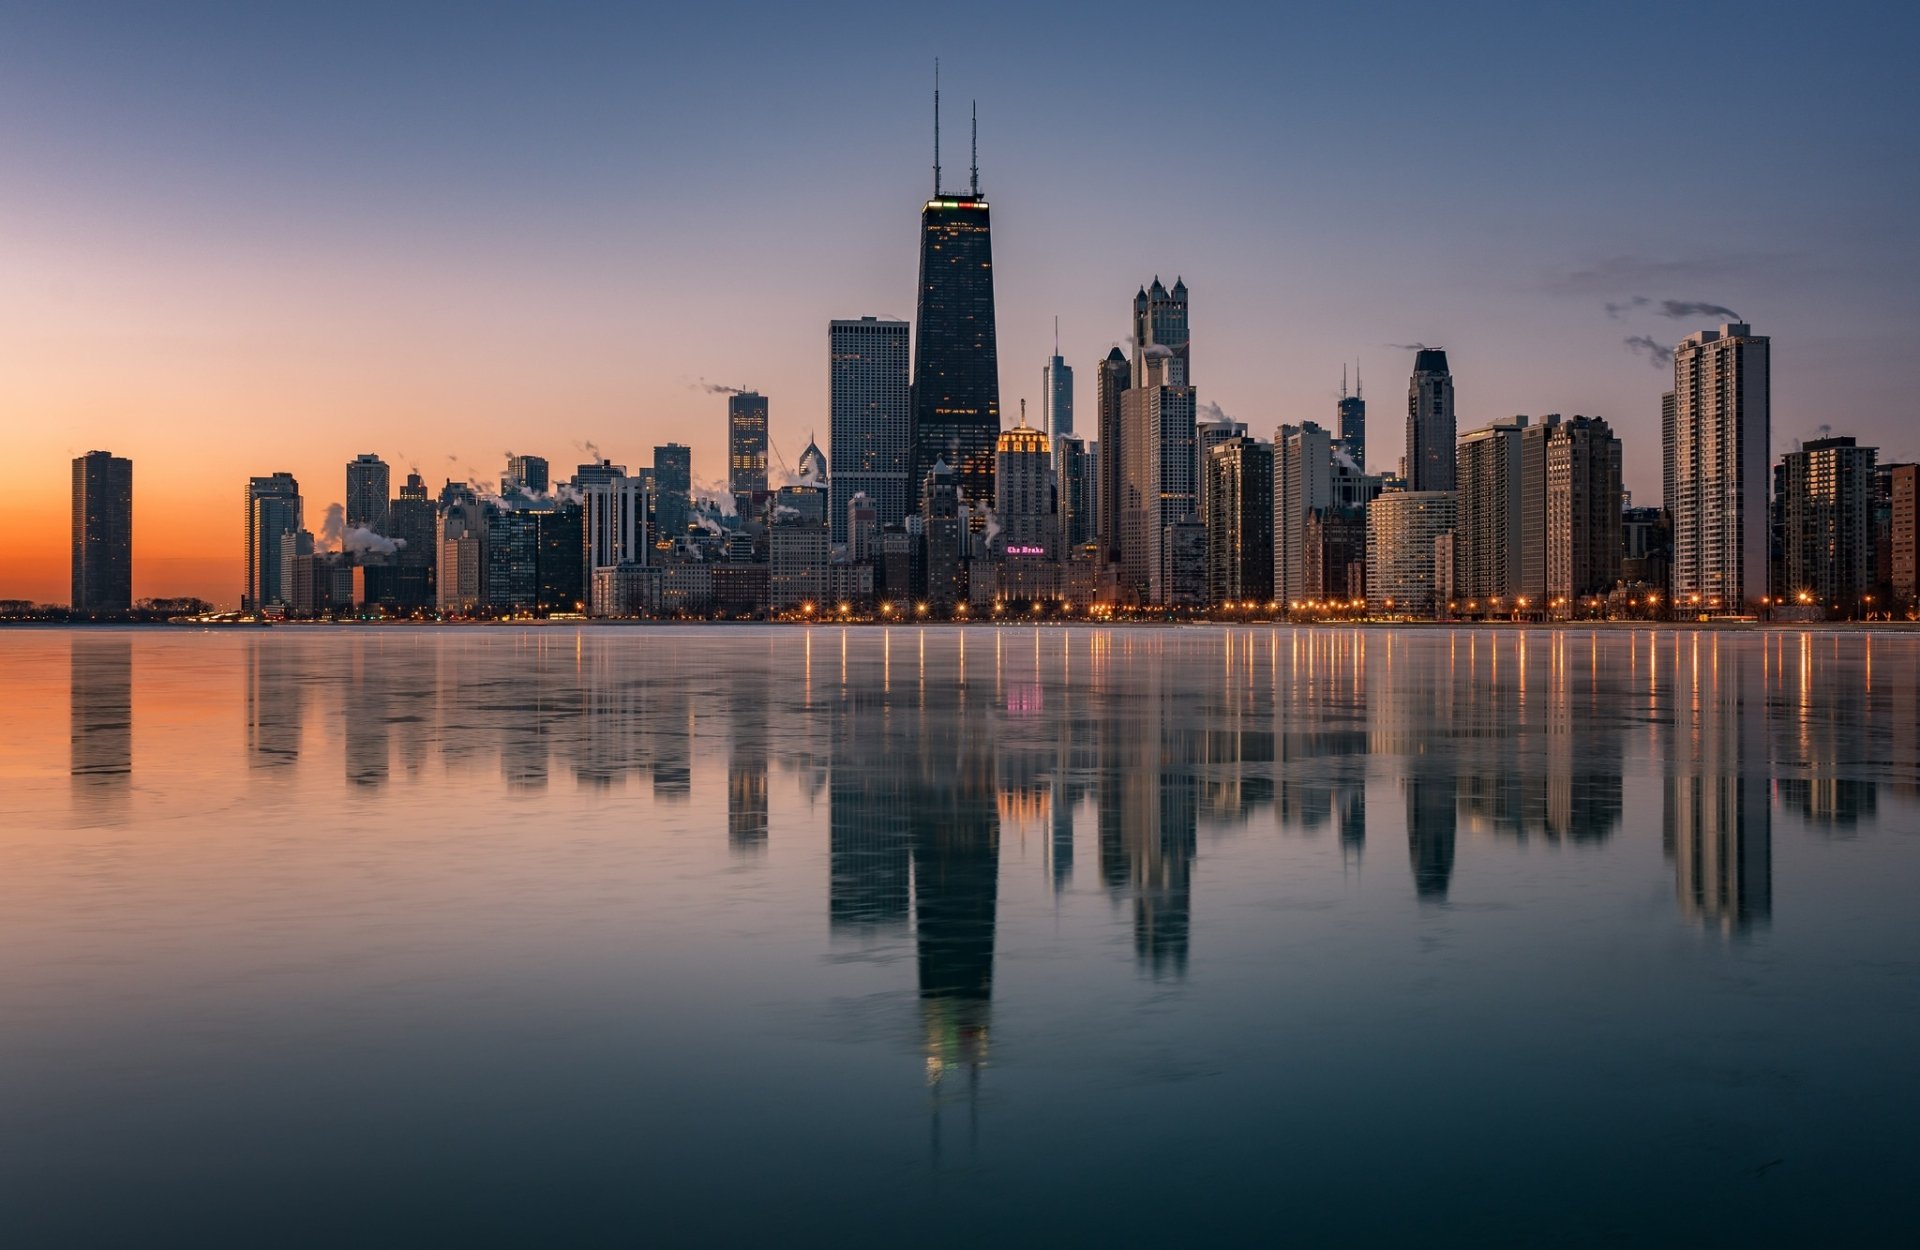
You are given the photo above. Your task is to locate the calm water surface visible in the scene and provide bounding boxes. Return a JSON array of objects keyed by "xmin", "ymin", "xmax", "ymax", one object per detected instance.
[{"xmin": 3, "ymin": 625, "xmax": 1917, "ymax": 1247}]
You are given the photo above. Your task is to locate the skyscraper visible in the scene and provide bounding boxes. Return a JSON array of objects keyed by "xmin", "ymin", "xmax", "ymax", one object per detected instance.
[
  {"xmin": 244, "ymin": 473, "xmax": 302, "ymax": 612},
  {"xmin": 829, "ymin": 318, "xmax": 911, "ymax": 542},
  {"xmin": 1054, "ymin": 433, "xmax": 1094, "ymax": 551},
  {"xmin": 71, "ymin": 451, "xmax": 132, "ymax": 615},
  {"xmin": 1454, "ymin": 417, "xmax": 1530, "ymax": 609},
  {"xmin": 383, "ymin": 472, "xmax": 437, "ymax": 610},
  {"xmin": 910, "ymin": 97, "xmax": 999, "ymax": 511},
  {"xmin": 1043, "ymin": 324, "xmax": 1073, "ymax": 439},
  {"xmin": 994, "ymin": 409, "xmax": 1058, "ymax": 601},
  {"xmin": 1779, "ymin": 435, "xmax": 1877, "ymax": 617},
  {"xmin": 1366, "ymin": 490, "xmax": 1455, "ymax": 617},
  {"xmin": 1274, "ymin": 422, "xmax": 1333, "ymax": 611},
  {"xmin": 346, "ymin": 453, "xmax": 390, "ymax": 532},
  {"xmin": 1119, "ymin": 278, "xmax": 1197, "ymax": 604},
  {"xmin": 1119, "ymin": 386, "xmax": 1197, "ymax": 604},
  {"xmin": 1670, "ymin": 323, "xmax": 1770, "ymax": 613},
  {"xmin": 1094, "ymin": 346, "xmax": 1130, "ymax": 560},
  {"xmin": 1205, "ymin": 436, "xmax": 1273, "ymax": 606},
  {"xmin": 1132, "ymin": 277, "xmax": 1190, "ymax": 386},
  {"xmin": 1546, "ymin": 416, "xmax": 1623, "ymax": 612},
  {"xmin": 503, "ymin": 454, "xmax": 549, "ymax": 496},
  {"xmin": 1891, "ymin": 463, "xmax": 1919, "ymax": 607},
  {"xmin": 653, "ymin": 443, "xmax": 692, "ymax": 541},
  {"xmin": 727, "ymin": 392, "xmax": 770, "ymax": 515},
  {"xmin": 1337, "ymin": 362, "xmax": 1367, "ymax": 472},
  {"xmin": 1405, "ymin": 349, "xmax": 1456, "ymax": 492}
]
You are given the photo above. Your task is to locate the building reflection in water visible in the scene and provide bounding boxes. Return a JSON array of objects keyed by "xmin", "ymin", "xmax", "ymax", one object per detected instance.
[
  {"xmin": 69, "ymin": 634, "xmax": 132, "ymax": 803},
  {"xmin": 121, "ymin": 627, "xmax": 1914, "ymax": 963},
  {"xmin": 1663, "ymin": 633, "xmax": 1771, "ymax": 934}
]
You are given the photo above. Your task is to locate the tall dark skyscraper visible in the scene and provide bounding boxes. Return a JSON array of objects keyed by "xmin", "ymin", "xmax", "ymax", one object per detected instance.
[
  {"xmin": 244, "ymin": 472, "xmax": 302, "ymax": 612},
  {"xmin": 653, "ymin": 443, "xmax": 692, "ymax": 540},
  {"xmin": 71, "ymin": 450, "xmax": 132, "ymax": 614},
  {"xmin": 829, "ymin": 318, "xmax": 910, "ymax": 542},
  {"xmin": 1405, "ymin": 349, "xmax": 1455, "ymax": 492},
  {"xmin": 1095, "ymin": 346, "xmax": 1129, "ymax": 561},
  {"xmin": 727, "ymin": 392, "xmax": 769, "ymax": 514},
  {"xmin": 346, "ymin": 453, "xmax": 390, "ymax": 532},
  {"xmin": 1336, "ymin": 361, "xmax": 1366, "ymax": 472},
  {"xmin": 910, "ymin": 88, "xmax": 999, "ymax": 511}
]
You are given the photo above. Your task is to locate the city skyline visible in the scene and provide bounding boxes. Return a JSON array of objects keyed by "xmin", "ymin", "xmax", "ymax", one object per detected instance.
[{"xmin": 5, "ymin": 5, "xmax": 1920, "ymax": 606}]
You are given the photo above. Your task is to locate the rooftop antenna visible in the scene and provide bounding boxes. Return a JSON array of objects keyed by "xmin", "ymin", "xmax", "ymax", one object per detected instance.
[
  {"xmin": 1053, "ymin": 316, "xmax": 1059, "ymax": 356},
  {"xmin": 1341, "ymin": 362, "xmax": 1348, "ymax": 399},
  {"xmin": 970, "ymin": 100, "xmax": 979, "ymax": 196},
  {"xmin": 1355, "ymin": 357, "xmax": 1363, "ymax": 397},
  {"xmin": 933, "ymin": 59, "xmax": 942, "ymax": 196}
]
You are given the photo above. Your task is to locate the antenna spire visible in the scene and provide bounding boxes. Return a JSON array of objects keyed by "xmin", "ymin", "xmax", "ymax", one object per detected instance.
[
  {"xmin": 933, "ymin": 59, "xmax": 942, "ymax": 196},
  {"xmin": 1355, "ymin": 357, "xmax": 1362, "ymax": 397},
  {"xmin": 1053, "ymin": 316, "xmax": 1059, "ymax": 355},
  {"xmin": 1341, "ymin": 362, "xmax": 1348, "ymax": 399},
  {"xmin": 970, "ymin": 100, "xmax": 979, "ymax": 196}
]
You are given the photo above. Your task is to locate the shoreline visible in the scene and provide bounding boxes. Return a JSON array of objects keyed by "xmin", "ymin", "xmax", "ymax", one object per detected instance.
[{"xmin": 8, "ymin": 617, "xmax": 1920, "ymax": 633}]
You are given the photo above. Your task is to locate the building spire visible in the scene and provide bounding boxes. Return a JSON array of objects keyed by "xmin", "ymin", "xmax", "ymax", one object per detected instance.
[
  {"xmin": 1053, "ymin": 315, "xmax": 1059, "ymax": 355},
  {"xmin": 933, "ymin": 59, "xmax": 942, "ymax": 196},
  {"xmin": 1019, "ymin": 398, "xmax": 1027, "ymax": 426},
  {"xmin": 970, "ymin": 100, "xmax": 979, "ymax": 196},
  {"xmin": 1355, "ymin": 357, "xmax": 1362, "ymax": 397},
  {"xmin": 1342, "ymin": 362, "xmax": 1348, "ymax": 399}
]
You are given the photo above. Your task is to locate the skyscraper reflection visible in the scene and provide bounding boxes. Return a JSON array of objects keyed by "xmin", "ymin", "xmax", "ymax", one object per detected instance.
[
  {"xmin": 1664, "ymin": 633, "xmax": 1772, "ymax": 934},
  {"xmin": 69, "ymin": 634, "xmax": 131, "ymax": 802},
  {"xmin": 245, "ymin": 636, "xmax": 304, "ymax": 768}
]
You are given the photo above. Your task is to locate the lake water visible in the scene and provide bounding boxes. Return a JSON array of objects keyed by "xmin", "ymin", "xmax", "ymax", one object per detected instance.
[{"xmin": 2, "ymin": 625, "xmax": 1916, "ymax": 1247}]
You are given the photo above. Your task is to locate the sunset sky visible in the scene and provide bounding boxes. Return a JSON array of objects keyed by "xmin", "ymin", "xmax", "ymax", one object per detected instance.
[{"xmin": 4, "ymin": 2, "xmax": 1917, "ymax": 607}]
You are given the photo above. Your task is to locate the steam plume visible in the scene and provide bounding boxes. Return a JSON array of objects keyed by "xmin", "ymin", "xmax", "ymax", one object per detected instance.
[
  {"xmin": 1657, "ymin": 299, "xmax": 1741, "ymax": 321},
  {"xmin": 695, "ymin": 379, "xmax": 749, "ymax": 395},
  {"xmin": 1624, "ymin": 335, "xmax": 1673, "ymax": 368},
  {"xmin": 1387, "ymin": 342, "xmax": 1430, "ymax": 351}
]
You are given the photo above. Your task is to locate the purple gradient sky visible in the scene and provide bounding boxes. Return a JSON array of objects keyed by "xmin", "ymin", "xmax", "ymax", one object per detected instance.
[{"xmin": 4, "ymin": 2, "xmax": 1917, "ymax": 604}]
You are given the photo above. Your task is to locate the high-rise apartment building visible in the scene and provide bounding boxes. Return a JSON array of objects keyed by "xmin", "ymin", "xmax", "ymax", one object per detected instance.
[
  {"xmin": 829, "ymin": 318, "xmax": 911, "ymax": 541},
  {"xmin": 1517, "ymin": 415, "xmax": 1562, "ymax": 602},
  {"xmin": 1305, "ymin": 506, "xmax": 1367, "ymax": 603},
  {"xmin": 1405, "ymin": 349, "xmax": 1456, "ymax": 492},
  {"xmin": 1204, "ymin": 436, "xmax": 1274, "ymax": 606},
  {"xmin": 244, "ymin": 473, "xmax": 302, "ymax": 612},
  {"xmin": 1546, "ymin": 416, "xmax": 1623, "ymax": 611},
  {"xmin": 346, "ymin": 453, "xmax": 390, "ymax": 532},
  {"xmin": 1094, "ymin": 346, "xmax": 1130, "ymax": 560},
  {"xmin": 1274, "ymin": 422, "xmax": 1333, "ymax": 611},
  {"xmin": 910, "ymin": 137, "xmax": 999, "ymax": 510},
  {"xmin": 727, "ymin": 392, "xmax": 770, "ymax": 514},
  {"xmin": 437, "ymin": 492, "xmax": 487, "ymax": 615},
  {"xmin": 1337, "ymin": 362, "xmax": 1366, "ymax": 472},
  {"xmin": 1454, "ymin": 417, "xmax": 1530, "ymax": 609},
  {"xmin": 582, "ymin": 473, "xmax": 649, "ymax": 617},
  {"xmin": 1366, "ymin": 490, "xmax": 1456, "ymax": 617},
  {"xmin": 1670, "ymin": 323, "xmax": 1771, "ymax": 612},
  {"xmin": 71, "ymin": 451, "xmax": 132, "ymax": 615},
  {"xmin": 1890, "ymin": 464, "xmax": 1919, "ymax": 605},
  {"xmin": 1195, "ymin": 413, "xmax": 1247, "ymax": 524},
  {"xmin": 1119, "ymin": 384, "xmax": 1197, "ymax": 605},
  {"xmin": 1778, "ymin": 435, "xmax": 1877, "ymax": 617}
]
